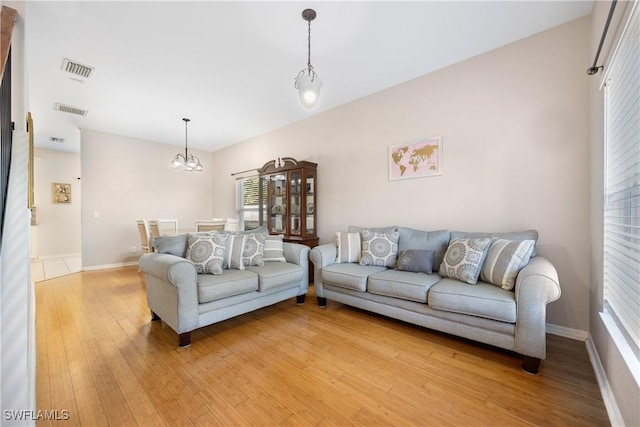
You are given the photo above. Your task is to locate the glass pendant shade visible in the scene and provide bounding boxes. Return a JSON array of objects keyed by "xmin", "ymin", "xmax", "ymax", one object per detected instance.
[
  {"xmin": 295, "ymin": 73, "xmax": 322, "ymax": 110},
  {"xmin": 170, "ymin": 156, "xmax": 184, "ymax": 168}
]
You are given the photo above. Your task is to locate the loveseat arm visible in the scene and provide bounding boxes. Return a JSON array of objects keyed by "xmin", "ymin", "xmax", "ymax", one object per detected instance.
[
  {"xmin": 139, "ymin": 252, "xmax": 199, "ymax": 335},
  {"xmin": 513, "ymin": 256, "xmax": 561, "ymax": 362},
  {"xmin": 283, "ymin": 242, "xmax": 311, "ymax": 295},
  {"xmin": 309, "ymin": 243, "xmax": 338, "ymax": 298}
]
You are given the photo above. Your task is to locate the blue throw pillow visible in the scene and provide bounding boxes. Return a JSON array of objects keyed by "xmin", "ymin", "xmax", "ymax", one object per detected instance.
[{"xmin": 396, "ymin": 250, "xmax": 435, "ymax": 274}]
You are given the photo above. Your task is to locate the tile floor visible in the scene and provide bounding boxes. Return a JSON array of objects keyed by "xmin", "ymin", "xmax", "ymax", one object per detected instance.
[{"xmin": 31, "ymin": 255, "xmax": 82, "ymax": 282}]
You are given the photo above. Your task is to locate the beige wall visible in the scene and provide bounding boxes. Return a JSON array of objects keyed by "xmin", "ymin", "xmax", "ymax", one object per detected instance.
[
  {"xmin": 589, "ymin": 2, "xmax": 640, "ymax": 426},
  {"xmin": 33, "ymin": 148, "xmax": 81, "ymax": 257},
  {"xmin": 80, "ymin": 129, "xmax": 215, "ymax": 268},
  {"xmin": 211, "ymin": 17, "xmax": 592, "ymax": 333}
]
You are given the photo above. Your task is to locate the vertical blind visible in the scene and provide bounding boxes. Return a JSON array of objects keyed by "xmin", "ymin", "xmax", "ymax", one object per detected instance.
[{"xmin": 603, "ymin": 3, "xmax": 640, "ymax": 353}]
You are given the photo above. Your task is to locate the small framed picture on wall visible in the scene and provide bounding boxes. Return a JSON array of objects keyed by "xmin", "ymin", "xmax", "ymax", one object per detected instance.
[{"xmin": 52, "ymin": 182, "xmax": 71, "ymax": 204}]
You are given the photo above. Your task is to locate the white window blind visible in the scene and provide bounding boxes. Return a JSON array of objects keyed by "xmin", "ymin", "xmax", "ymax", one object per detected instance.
[
  {"xmin": 236, "ymin": 175, "xmax": 263, "ymax": 230},
  {"xmin": 603, "ymin": 3, "xmax": 640, "ymax": 354}
]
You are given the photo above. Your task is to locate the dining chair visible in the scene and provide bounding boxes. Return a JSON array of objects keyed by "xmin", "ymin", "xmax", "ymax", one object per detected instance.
[
  {"xmin": 136, "ymin": 219, "xmax": 152, "ymax": 254},
  {"xmin": 195, "ymin": 219, "xmax": 226, "ymax": 232},
  {"xmin": 224, "ymin": 218, "xmax": 240, "ymax": 231}
]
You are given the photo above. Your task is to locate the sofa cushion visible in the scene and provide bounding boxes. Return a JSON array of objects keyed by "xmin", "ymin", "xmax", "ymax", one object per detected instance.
[
  {"xmin": 322, "ymin": 263, "xmax": 387, "ymax": 292},
  {"xmin": 263, "ymin": 234, "xmax": 286, "ymax": 262},
  {"xmin": 186, "ymin": 233, "xmax": 228, "ymax": 275},
  {"xmin": 243, "ymin": 232, "xmax": 266, "ymax": 267},
  {"xmin": 368, "ymin": 269, "xmax": 441, "ymax": 303},
  {"xmin": 396, "ymin": 250, "xmax": 435, "ymax": 274},
  {"xmin": 335, "ymin": 232, "xmax": 361, "ymax": 263},
  {"xmin": 197, "ymin": 269, "xmax": 258, "ymax": 303},
  {"xmin": 480, "ymin": 239, "xmax": 535, "ymax": 290},
  {"xmin": 154, "ymin": 233, "xmax": 188, "ymax": 257},
  {"xmin": 428, "ymin": 278, "xmax": 516, "ymax": 323},
  {"xmin": 246, "ymin": 262, "xmax": 303, "ymax": 291},
  {"xmin": 397, "ymin": 228, "xmax": 450, "ymax": 272},
  {"xmin": 439, "ymin": 238, "xmax": 491, "ymax": 285},
  {"xmin": 360, "ymin": 230, "xmax": 400, "ymax": 267},
  {"xmin": 451, "ymin": 229, "xmax": 538, "ymax": 257}
]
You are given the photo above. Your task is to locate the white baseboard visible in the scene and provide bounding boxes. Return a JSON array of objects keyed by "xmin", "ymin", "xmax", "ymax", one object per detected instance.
[
  {"xmin": 83, "ymin": 261, "xmax": 139, "ymax": 271},
  {"xmin": 546, "ymin": 323, "xmax": 589, "ymax": 340},
  {"xmin": 38, "ymin": 252, "xmax": 82, "ymax": 260},
  {"xmin": 585, "ymin": 337, "xmax": 625, "ymax": 427}
]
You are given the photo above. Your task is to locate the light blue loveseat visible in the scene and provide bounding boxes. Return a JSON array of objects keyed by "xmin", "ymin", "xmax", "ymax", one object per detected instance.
[
  {"xmin": 139, "ymin": 232, "xmax": 310, "ymax": 347},
  {"xmin": 309, "ymin": 226, "xmax": 561, "ymax": 374}
]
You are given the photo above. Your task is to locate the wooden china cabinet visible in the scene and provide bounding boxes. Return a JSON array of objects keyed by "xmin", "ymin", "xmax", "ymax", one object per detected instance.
[{"xmin": 257, "ymin": 157, "xmax": 318, "ymax": 279}]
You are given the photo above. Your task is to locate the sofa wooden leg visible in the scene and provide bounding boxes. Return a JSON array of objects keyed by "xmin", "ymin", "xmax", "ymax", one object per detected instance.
[
  {"xmin": 317, "ymin": 297, "xmax": 327, "ymax": 307},
  {"xmin": 296, "ymin": 294, "xmax": 306, "ymax": 305},
  {"xmin": 522, "ymin": 356, "xmax": 541, "ymax": 374},
  {"xmin": 150, "ymin": 311, "xmax": 161, "ymax": 321},
  {"xmin": 178, "ymin": 332, "xmax": 191, "ymax": 348}
]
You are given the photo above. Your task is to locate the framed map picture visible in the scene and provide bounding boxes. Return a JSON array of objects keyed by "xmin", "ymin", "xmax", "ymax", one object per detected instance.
[{"xmin": 389, "ymin": 136, "xmax": 442, "ymax": 180}]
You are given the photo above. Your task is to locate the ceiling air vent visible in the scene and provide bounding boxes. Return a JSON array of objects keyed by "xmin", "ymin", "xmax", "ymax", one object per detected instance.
[
  {"xmin": 61, "ymin": 58, "xmax": 94, "ymax": 79},
  {"xmin": 49, "ymin": 137, "xmax": 65, "ymax": 143},
  {"xmin": 54, "ymin": 103, "xmax": 88, "ymax": 116}
]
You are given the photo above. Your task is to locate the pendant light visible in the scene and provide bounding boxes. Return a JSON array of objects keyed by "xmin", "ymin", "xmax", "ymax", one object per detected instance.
[
  {"xmin": 294, "ymin": 8, "xmax": 322, "ymax": 110},
  {"xmin": 169, "ymin": 118, "xmax": 203, "ymax": 172}
]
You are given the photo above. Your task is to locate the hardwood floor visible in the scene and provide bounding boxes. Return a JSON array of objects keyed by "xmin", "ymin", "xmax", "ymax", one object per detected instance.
[{"xmin": 36, "ymin": 266, "xmax": 609, "ymax": 426}]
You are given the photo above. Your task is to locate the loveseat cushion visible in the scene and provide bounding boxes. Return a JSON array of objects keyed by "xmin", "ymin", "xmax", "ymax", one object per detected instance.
[
  {"xmin": 322, "ymin": 263, "xmax": 387, "ymax": 292},
  {"xmin": 197, "ymin": 270, "xmax": 258, "ymax": 304},
  {"xmin": 427, "ymin": 278, "xmax": 516, "ymax": 323},
  {"xmin": 397, "ymin": 227, "xmax": 450, "ymax": 271},
  {"xmin": 246, "ymin": 262, "xmax": 303, "ymax": 291},
  {"xmin": 368, "ymin": 269, "xmax": 441, "ymax": 303}
]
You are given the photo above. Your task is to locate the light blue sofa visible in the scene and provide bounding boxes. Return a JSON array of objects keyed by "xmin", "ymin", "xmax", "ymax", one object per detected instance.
[
  {"xmin": 139, "ymin": 233, "xmax": 310, "ymax": 347},
  {"xmin": 309, "ymin": 226, "xmax": 561, "ymax": 374}
]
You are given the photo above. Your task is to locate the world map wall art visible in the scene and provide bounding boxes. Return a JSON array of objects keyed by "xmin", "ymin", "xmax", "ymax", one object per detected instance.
[{"xmin": 389, "ymin": 136, "xmax": 442, "ymax": 180}]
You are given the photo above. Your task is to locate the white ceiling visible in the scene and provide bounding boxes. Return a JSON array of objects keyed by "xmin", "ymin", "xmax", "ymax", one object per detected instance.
[{"xmin": 25, "ymin": 1, "xmax": 593, "ymax": 154}]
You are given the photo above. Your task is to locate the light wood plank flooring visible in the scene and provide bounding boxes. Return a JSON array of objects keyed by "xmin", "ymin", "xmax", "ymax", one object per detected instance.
[{"xmin": 36, "ymin": 266, "xmax": 609, "ymax": 426}]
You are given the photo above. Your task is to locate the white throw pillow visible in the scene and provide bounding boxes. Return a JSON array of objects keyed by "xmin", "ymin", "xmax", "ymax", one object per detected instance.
[
  {"xmin": 480, "ymin": 239, "xmax": 535, "ymax": 290},
  {"xmin": 263, "ymin": 235, "xmax": 287, "ymax": 262},
  {"xmin": 335, "ymin": 232, "xmax": 361, "ymax": 263}
]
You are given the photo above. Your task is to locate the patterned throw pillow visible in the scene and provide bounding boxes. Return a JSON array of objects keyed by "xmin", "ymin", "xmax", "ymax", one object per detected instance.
[
  {"xmin": 186, "ymin": 233, "xmax": 228, "ymax": 275},
  {"xmin": 335, "ymin": 232, "xmax": 361, "ymax": 263},
  {"xmin": 439, "ymin": 238, "xmax": 491, "ymax": 285},
  {"xmin": 243, "ymin": 232, "xmax": 266, "ymax": 266},
  {"xmin": 263, "ymin": 234, "xmax": 287, "ymax": 262},
  {"xmin": 360, "ymin": 231, "xmax": 400, "ymax": 267},
  {"xmin": 224, "ymin": 233, "xmax": 246, "ymax": 270},
  {"xmin": 396, "ymin": 250, "xmax": 435, "ymax": 274},
  {"xmin": 480, "ymin": 239, "xmax": 535, "ymax": 290}
]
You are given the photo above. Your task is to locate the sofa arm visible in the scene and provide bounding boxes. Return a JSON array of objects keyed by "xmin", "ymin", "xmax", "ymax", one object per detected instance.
[
  {"xmin": 309, "ymin": 243, "xmax": 338, "ymax": 298},
  {"xmin": 138, "ymin": 253, "xmax": 199, "ymax": 335},
  {"xmin": 513, "ymin": 256, "xmax": 561, "ymax": 360}
]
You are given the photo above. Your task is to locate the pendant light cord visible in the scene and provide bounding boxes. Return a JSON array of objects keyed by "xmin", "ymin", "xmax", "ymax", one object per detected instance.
[{"xmin": 307, "ymin": 19, "xmax": 312, "ymax": 72}]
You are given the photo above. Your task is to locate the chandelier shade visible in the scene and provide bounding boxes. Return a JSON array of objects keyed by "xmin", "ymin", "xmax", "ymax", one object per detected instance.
[
  {"xmin": 170, "ymin": 118, "xmax": 203, "ymax": 172},
  {"xmin": 294, "ymin": 9, "xmax": 322, "ymax": 110}
]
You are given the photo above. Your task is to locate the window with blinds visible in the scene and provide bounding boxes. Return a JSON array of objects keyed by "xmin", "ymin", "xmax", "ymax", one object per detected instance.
[
  {"xmin": 603, "ymin": 3, "xmax": 639, "ymax": 356},
  {"xmin": 236, "ymin": 175, "xmax": 263, "ymax": 230}
]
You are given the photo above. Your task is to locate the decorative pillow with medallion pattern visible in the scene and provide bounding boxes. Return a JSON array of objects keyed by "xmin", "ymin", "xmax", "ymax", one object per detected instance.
[
  {"xmin": 439, "ymin": 238, "xmax": 491, "ymax": 285},
  {"xmin": 359, "ymin": 230, "xmax": 400, "ymax": 267},
  {"xmin": 186, "ymin": 233, "xmax": 228, "ymax": 275}
]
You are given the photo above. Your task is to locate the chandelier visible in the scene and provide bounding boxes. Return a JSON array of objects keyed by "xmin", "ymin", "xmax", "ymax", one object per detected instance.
[
  {"xmin": 170, "ymin": 118, "xmax": 203, "ymax": 172},
  {"xmin": 294, "ymin": 8, "xmax": 322, "ymax": 110}
]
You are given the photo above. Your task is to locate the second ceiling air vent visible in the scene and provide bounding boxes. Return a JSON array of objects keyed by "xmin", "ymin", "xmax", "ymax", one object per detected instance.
[
  {"xmin": 61, "ymin": 58, "xmax": 94, "ymax": 79},
  {"xmin": 54, "ymin": 103, "xmax": 88, "ymax": 116}
]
